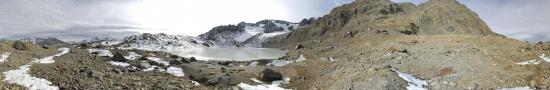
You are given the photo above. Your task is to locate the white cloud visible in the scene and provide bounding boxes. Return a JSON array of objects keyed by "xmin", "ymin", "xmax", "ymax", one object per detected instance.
[
  {"xmin": 0, "ymin": 0, "xmax": 351, "ymax": 40},
  {"xmin": 125, "ymin": 0, "xmax": 291, "ymax": 36},
  {"xmin": 460, "ymin": 0, "xmax": 550, "ymax": 41}
]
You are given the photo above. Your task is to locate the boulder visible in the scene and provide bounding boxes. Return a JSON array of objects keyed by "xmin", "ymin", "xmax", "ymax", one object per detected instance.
[
  {"xmin": 260, "ymin": 69, "xmax": 283, "ymax": 82},
  {"xmin": 87, "ymin": 70, "xmax": 105, "ymax": 78},
  {"xmin": 169, "ymin": 54, "xmax": 179, "ymax": 58},
  {"xmin": 180, "ymin": 58, "xmax": 190, "ymax": 63},
  {"xmin": 111, "ymin": 52, "xmax": 128, "ymax": 62},
  {"xmin": 169, "ymin": 59, "xmax": 183, "ymax": 65},
  {"xmin": 13, "ymin": 41, "xmax": 28, "ymax": 50},
  {"xmin": 138, "ymin": 62, "xmax": 152, "ymax": 69},
  {"xmin": 41, "ymin": 45, "xmax": 50, "ymax": 49},
  {"xmin": 295, "ymin": 44, "xmax": 304, "ymax": 50},
  {"xmin": 189, "ymin": 57, "xmax": 197, "ymax": 62}
]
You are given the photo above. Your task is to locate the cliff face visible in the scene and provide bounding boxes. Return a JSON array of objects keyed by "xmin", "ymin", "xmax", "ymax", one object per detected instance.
[
  {"xmin": 271, "ymin": 0, "xmax": 504, "ymax": 45},
  {"xmin": 199, "ymin": 20, "xmax": 299, "ymax": 47}
]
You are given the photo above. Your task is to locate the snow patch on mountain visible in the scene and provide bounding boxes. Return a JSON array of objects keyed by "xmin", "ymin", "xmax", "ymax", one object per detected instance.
[
  {"xmin": 146, "ymin": 57, "xmax": 170, "ymax": 66},
  {"xmin": 200, "ymin": 20, "xmax": 299, "ymax": 47},
  {"xmin": 124, "ymin": 52, "xmax": 141, "ymax": 60},
  {"xmin": 33, "ymin": 48, "xmax": 70, "ymax": 64},
  {"xmin": 87, "ymin": 49, "xmax": 114, "ymax": 57},
  {"xmin": 118, "ymin": 33, "xmax": 211, "ymax": 51}
]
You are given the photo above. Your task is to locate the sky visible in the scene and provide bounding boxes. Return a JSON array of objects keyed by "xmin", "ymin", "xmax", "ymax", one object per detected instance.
[{"xmin": 0, "ymin": 0, "xmax": 548, "ymax": 41}]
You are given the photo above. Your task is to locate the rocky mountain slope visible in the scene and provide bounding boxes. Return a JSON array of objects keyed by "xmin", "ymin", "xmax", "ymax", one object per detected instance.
[
  {"xmin": 17, "ymin": 38, "xmax": 67, "ymax": 46},
  {"xmin": 117, "ymin": 33, "xmax": 211, "ymax": 51},
  {"xmin": 97, "ymin": 20, "xmax": 301, "ymax": 51},
  {"xmin": 199, "ymin": 20, "xmax": 299, "ymax": 47},
  {"xmin": 264, "ymin": 0, "xmax": 550, "ymax": 89},
  {"xmin": 268, "ymin": 0, "xmax": 504, "ymax": 46}
]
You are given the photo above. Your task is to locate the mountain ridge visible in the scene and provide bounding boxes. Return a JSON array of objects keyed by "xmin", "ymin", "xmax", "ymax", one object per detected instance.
[{"xmin": 267, "ymin": 0, "xmax": 505, "ymax": 46}]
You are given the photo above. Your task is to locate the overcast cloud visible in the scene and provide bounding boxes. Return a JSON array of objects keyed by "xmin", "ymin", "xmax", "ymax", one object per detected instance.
[{"xmin": 0, "ymin": 0, "xmax": 548, "ymax": 41}]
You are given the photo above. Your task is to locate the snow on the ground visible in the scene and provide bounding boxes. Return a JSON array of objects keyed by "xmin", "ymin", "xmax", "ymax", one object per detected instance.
[
  {"xmin": 235, "ymin": 31, "xmax": 256, "ymax": 43},
  {"xmin": 33, "ymin": 48, "xmax": 70, "ymax": 64},
  {"xmin": 108, "ymin": 61, "xmax": 131, "ymax": 67},
  {"xmin": 54, "ymin": 48, "xmax": 70, "ymax": 56},
  {"xmin": 328, "ymin": 57, "xmax": 337, "ymax": 62},
  {"xmin": 0, "ymin": 52, "xmax": 11, "ymax": 62},
  {"xmin": 391, "ymin": 69, "xmax": 428, "ymax": 90},
  {"xmin": 87, "ymin": 49, "xmax": 113, "ymax": 57},
  {"xmin": 539, "ymin": 54, "xmax": 550, "ymax": 62},
  {"xmin": 515, "ymin": 59, "xmax": 539, "ymax": 65},
  {"xmin": 273, "ymin": 21, "xmax": 298, "ymax": 31},
  {"xmin": 238, "ymin": 83, "xmax": 287, "ymax": 90},
  {"xmin": 119, "ymin": 34, "xmax": 208, "ymax": 51},
  {"xmin": 3, "ymin": 65, "xmax": 59, "ymax": 90},
  {"xmin": 166, "ymin": 66, "xmax": 185, "ymax": 77},
  {"xmin": 238, "ymin": 77, "xmax": 291, "ymax": 90},
  {"xmin": 260, "ymin": 31, "xmax": 289, "ymax": 39},
  {"xmin": 254, "ymin": 55, "xmax": 308, "ymax": 67},
  {"xmin": 142, "ymin": 66, "xmax": 159, "ymax": 71},
  {"xmin": 268, "ymin": 60, "xmax": 291, "ymax": 66},
  {"xmin": 3, "ymin": 47, "xmax": 71, "ymax": 90},
  {"xmin": 514, "ymin": 54, "xmax": 550, "ymax": 65},
  {"xmin": 235, "ymin": 25, "xmax": 266, "ymax": 42},
  {"xmin": 99, "ymin": 40, "xmax": 122, "ymax": 46},
  {"xmin": 146, "ymin": 57, "xmax": 170, "ymax": 66},
  {"xmin": 250, "ymin": 78, "xmax": 264, "ymax": 83},
  {"xmin": 498, "ymin": 86, "xmax": 533, "ymax": 90},
  {"xmin": 296, "ymin": 55, "xmax": 306, "ymax": 61},
  {"xmin": 124, "ymin": 52, "xmax": 141, "ymax": 60},
  {"xmin": 191, "ymin": 81, "xmax": 201, "ymax": 86},
  {"xmin": 249, "ymin": 62, "xmax": 259, "ymax": 67}
]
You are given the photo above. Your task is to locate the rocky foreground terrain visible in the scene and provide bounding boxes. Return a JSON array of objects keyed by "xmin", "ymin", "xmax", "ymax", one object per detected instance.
[
  {"xmin": 1, "ymin": 0, "xmax": 550, "ymax": 90},
  {"xmin": 266, "ymin": 0, "xmax": 550, "ymax": 89}
]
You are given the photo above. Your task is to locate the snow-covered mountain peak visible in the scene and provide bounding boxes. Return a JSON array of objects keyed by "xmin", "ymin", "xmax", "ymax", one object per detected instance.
[
  {"xmin": 118, "ymin": 33, "xmax": 211, "ymax": 51},
  {"xmin": 200, "ymin": 20, "xmax": 299, "ymax": 47}
]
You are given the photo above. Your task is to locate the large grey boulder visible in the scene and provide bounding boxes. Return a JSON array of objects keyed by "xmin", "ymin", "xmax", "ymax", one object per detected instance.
[{"xmin": 260, "ymin": 69, "xmax": 283, "ymax": 82}]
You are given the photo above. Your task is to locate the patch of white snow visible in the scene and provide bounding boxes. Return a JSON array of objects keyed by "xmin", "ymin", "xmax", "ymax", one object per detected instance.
[
  {"xmin": 238, "ymin": 77, "xmax": 291, "ymax": 90},
  {"xmin": 539, "ymin": 54, "xmax": 550, "ymax": 62},
  {"xmin": 499, "ymin": 86, "xmax": 533, "ymax": 90},
  {"xmin": 249, "ymin": 62, "xmax": 259, "ymax": 67},
  {"xmin": 146, "ymin": 57, "xmax": 170, "ymax": 66},
  {"xmin": 3, "ymin": 65, "xmax": 59, "ymax": 90},
  {"xmin": 87, "ymin": 49, "xmax": 113, "ymax": 57},
  {"xmin": 124, "ymin": 52, "xmax": 141, "ymax": 60},
  {"xmin": 108, "ymin": 61, "xmax": 131, "ymax": 67},
  {"xmin": 250, "ymin": 78, "xmax": 264, "ymax": 83},
  {"xmin": 296, "ymin": 55, "xmax": 306, "ymax": 62},
  {"xmin": 0, "ymin": 52, "xmax": 11, "ymax": 62},
  {"xmin": 268, "ymin": 60, "xmax": 291, "ymax": 66},
  {"xmin": 143, "ymin": 66, "xmax": 159, "ymax": 71},
  {"xmin": 33, "ymin": 48, "xmax": 70, "ymax": 64},
  {"xmin": 192, "ymin": 81, "xmax": 201, "ymax": 86},
  {"xmin": 328, "ymin": 57, "xmax": 337, "ymax": 62},
  {"xmin": 166, "ymin": 66, "xmax": 185, "ymax": 77},
  {"xmin": 515, "ymin": 60, "xmax": 539, "ymax": 65},
  {"xmin": 391, "ymin": 69, "xmax": 428, "ymax": 90}
]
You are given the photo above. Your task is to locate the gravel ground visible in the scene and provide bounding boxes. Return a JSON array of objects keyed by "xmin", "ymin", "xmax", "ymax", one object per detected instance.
[{"xmin": 267, "ymin": 35, "xmax": 550, "ymax": 90}]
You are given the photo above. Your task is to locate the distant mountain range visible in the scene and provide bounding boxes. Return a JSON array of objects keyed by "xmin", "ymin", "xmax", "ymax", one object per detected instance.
[{"xmin": 48, "ymin": 20, "xmax": 309, "ymax": 51}]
